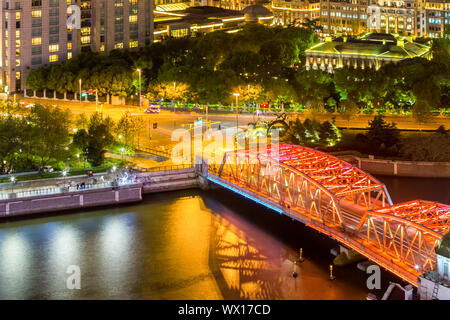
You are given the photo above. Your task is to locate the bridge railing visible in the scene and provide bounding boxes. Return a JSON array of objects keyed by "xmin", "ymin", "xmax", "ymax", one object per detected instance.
[
  {"xmin": 353, "ymin": 211, "xmax": 441, "ymax": 274},
  {"xmin": 138, "ymin": 164, "xmax": 194, "ymax": 173},
  {"xmin": 210, "ymin": 150, "xmax": 344, "ymax": 228}
]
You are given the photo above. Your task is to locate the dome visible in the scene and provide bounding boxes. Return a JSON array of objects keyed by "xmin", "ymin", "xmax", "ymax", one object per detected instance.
[{"xmin": 241, "ymin": 5, "xmax": 272, "ymax": 23}]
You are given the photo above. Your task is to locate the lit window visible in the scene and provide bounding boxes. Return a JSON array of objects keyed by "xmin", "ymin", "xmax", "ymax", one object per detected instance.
[
  {"xmin": 129, "ymin": 41, "xmax": 138, "ymax": 48},
  {"xmin": 129, "ymin": 15, "xmax": 138, "ymax": 23},
  {"xmin": 16, "ymin": 12, "xmax": 21, "ymax": 19},
  {"xmin": 114, "ymin": 42, "xmax": 123, "ymax": 49},
  {"xmin": 32, "ymin": 10, "xmax": 42, "ymax": 18},
  {"xmin": 32, "ymin": 37, "xmax": 42, "ymax": 45},
  {"xmin": 100, "ymin": 44, "xmax": 105, "ymax": 52},
  {"xmin": 81, "ymin": 36, "xmax": 91, "ymax": 44},
  {"xmin": 67, "ymin": 42, "xmax": 72, "ymax": 50},
  {"xmin": 81, "ymin": 27, "xmax": 91, "ymax": 35},
  {"xmin": 16, "ymin": 30, "xmax": 20, "ymax": 38},
  {"xmin": 68, "ymin": 52, "xmax": 72, "ymax": 59},
  {"xmin": 49, "ymin": 44, "xmax": 59, "ymax": 52},
  {"xmin": 49, "ymin": 54, "xmax": 58, "ymax": 62},
  {"xmin": 15, "ymin": 40, "xmax": 20, "ymax": 47}
]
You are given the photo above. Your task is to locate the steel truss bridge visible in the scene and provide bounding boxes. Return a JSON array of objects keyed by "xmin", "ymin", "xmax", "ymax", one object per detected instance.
[{"xmin": 206, "ymin": 144, "xmax": 450, "ymax": 286}]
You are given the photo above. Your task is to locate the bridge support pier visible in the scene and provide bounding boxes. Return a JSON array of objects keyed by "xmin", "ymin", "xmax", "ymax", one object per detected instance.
[{"xmin": 333, "ymin": 246, "xmax": 365, "ymax": 266}]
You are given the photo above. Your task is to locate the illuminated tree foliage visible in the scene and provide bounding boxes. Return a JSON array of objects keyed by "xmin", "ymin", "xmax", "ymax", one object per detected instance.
[{"xmin": 26, "ymin": 25, "xmax": 449, "ymax": 118}]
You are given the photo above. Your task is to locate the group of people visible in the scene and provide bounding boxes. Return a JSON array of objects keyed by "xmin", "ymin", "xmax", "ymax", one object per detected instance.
[{"xmin": 75, "ymin": 182, "xmax": 87, "ymax": 190}]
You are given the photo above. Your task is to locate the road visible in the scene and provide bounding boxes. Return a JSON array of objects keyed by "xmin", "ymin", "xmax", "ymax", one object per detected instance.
[
  {"xmin": 21, "ymin": 97, "xmax": 450, "ymax": 131},
  {"xmin": 19, "ymin": 97, "xmax": 450, "ymax": 169}
]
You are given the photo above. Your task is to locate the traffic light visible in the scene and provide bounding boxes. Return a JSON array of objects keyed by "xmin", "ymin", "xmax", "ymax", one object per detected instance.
[{"xmin": 153, "ymin": 122, "xmax": 158, "ymax": 129}]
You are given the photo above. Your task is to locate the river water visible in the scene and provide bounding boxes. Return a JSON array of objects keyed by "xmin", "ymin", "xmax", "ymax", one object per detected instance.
[{"xmin": 0, "ymin": 176, "xmax": 448, "ymax": 300}]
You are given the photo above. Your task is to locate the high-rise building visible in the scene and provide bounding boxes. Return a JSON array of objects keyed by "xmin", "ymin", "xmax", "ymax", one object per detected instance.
[
  {"xmin": 0, "ymin": 0, "xmax": 154, "ymax": 93},
  {"xmin": 271, "ymin": 0, "xmax": 321, "ymax": 26},
  {"xmin": 0, "ymin": 0, "xmax": 78, "ymax": 93},
  {"xmin": 80, "ymin": 0, "xmax": 154, "ymax": 53},
  {"xmin": 319, "ymin": 0, "xmax": 370, "ymax": 36},
  {"xmin": 424, "ymin": 0, "xmax": 449, "ymax": 38},
  {"xmin": 367, "ymin": 0, "xmax": 422, "ymax": 37},
  {"xmin": 272, "ymin": 0, "xmax": 449, "ymax": 38}
]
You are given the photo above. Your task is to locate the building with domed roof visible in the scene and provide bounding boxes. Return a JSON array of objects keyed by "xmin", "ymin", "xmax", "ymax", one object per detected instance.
[
  {"xmin": 153, "ymin": 5, "xmax": 273, "ymax": 41},
  {"xmin": 242, "ymin": 4, "xmax": 274, "ymax": 24}
]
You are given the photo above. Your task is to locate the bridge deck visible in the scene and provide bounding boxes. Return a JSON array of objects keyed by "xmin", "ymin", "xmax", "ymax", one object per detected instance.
[{"xmin": 207, "ymin": 144, "xmax": 450, "ymax": 286}]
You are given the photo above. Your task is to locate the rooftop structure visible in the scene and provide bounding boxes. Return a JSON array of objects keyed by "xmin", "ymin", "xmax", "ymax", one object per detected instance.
[
  {"xmin": 305, "ymin": 32, "xmax": 431, "ymax": 71},
  {"xmin": 154, "ymin": 5, "xmax": 273, "ymax": 40}
]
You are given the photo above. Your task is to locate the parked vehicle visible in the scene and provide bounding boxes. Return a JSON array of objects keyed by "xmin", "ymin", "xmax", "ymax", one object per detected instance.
[{"xmin": 144, "ymin": 105, "xmax": 160, "ymax": 114}]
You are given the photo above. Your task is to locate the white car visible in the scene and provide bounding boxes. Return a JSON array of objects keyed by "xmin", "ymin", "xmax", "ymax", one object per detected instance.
[{"xmin": 144, "ymin": 105, "xmax": 160, "ymax": 114}]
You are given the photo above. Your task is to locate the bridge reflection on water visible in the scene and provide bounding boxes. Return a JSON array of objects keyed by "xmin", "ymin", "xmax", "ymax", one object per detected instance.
[{"xmin": 0, "ymin": 189, "xmax": 371, "ymax": 299}]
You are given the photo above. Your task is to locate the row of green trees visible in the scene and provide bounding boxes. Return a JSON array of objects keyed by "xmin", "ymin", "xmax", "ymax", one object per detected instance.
[
  {"xmin": 26, "ymin": 24, "xmax": 449, "ymax": 120},
  {"xmin": 0, "ymin": 102, "xmax": 145, "ymax": 174},
  {"xmin": 280, "ymin": 114, "xmax": 450, "ymax": 161}
]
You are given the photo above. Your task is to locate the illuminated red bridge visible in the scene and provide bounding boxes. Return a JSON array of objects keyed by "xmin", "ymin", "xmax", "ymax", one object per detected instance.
[{"xmin": 206, "ymin": 144, "xmax": 450, "ymax": 286}]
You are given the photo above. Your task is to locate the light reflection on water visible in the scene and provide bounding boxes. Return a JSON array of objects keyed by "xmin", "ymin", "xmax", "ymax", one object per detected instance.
[
  {"xmin": 0, "ymin": 175, "xmax": 446, "ymax": 299},
  {"xmin": 0, "ymin": 190, "xmax": 371, "ymax": 300}
]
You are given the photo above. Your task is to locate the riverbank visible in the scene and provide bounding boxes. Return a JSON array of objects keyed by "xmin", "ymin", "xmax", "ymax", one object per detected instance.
[
  {"xmin": 0, "ymin": 183, "xmax": 142, "ymax": 218},
  {"xmin": 338, "ymin": 155, "xmax": 450, "ymax": 178}
]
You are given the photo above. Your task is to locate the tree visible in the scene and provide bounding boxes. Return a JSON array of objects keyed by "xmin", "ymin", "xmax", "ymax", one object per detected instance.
[
  {"xmin": 147, "ymin": 82, "xmax": 189, "ymax": 102},
  {"xmin": 401, "ymin": 133, "xmax": 450, "ymax": 162},
  {"xmin": 26, "ymin": 67, "xmax": 48, "ymax": 91},
  {"xmin": 73, "ymin": 129, "xmax": 89, "ymax": 152},
  {"xmin": 85, "ymin": 114, "xmax": 115, "ymax": 166},
  {"xmin": 318, "ymin": 121, "xmax": 341, "ymax": 146},
  {"xmin": 0, "ymin": 114, "xmax": 28, "ymax": 173},
  {"xmin": 116, "ymin": 112, "xmax": 145, "ymax": 147},
  {"xmin": 27, "ymin": 105, "xmax": 72, "ymax": 168},
  {"xmin": 361, "ymin": 116, "xmax": 400, "ymax": 155}
]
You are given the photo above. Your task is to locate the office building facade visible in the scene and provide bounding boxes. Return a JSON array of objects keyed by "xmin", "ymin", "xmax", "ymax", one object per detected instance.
[
  {"xmin": 0, "ymin": 0, "xmax": 154, "ymax": 93},
  {"xmin": 272, "ymin": 0, "xmax": 449, "ymax": 38}
]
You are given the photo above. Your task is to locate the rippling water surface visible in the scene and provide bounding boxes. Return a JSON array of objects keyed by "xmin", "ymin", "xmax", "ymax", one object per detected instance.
[{"xmin": 0, "ymin": 176, "xmax": 448, "ymax": 299}]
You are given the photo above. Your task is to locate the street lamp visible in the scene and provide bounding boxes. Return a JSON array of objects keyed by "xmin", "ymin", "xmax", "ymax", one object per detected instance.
[
  {"xmin": 233, "ymin": 93, "xmax": 240, "ymax": 130},
  {"xmin": 137, "ymin": 69, "xmax": 142, "ymax": 112},
  {"xmin": 10, "ymin": 176, "xmax": 15, "ymax": 194},
  {"xmin": 173, "ymin": 81, "xmax": 176, "ymax": 130},
  {"xmin": 79, "ymin": 78, "xmax": 82, "ymax": 108},
  {"xmin": 62, "ymin": 170, "xmax": 67, "ymax": 190}
]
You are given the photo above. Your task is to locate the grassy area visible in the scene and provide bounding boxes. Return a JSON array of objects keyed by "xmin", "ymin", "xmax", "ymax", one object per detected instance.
[{"xmin": 0, "ymin": 158, "xmax": 132, "ymax": 183}]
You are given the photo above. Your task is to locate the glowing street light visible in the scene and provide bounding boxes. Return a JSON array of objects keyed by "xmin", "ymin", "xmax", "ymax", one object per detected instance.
[
  {"xmin": 62, "ymin": 170, "xmax": 68, "ymax": 188},
  {"xmin": 137, "ymin": 69, "xmax": 142, "ymax": 112},
  {"xmin": 233, "ymin": 93, "xmax": 240, "ymax": 130},
  {"xmin": 79, "ymin": 78, "xmax": 82, "ymax": 108},
  {"xmin": 173, "ymin": 81, "xmax": 176, "ymax": 130},
  {"xmin": 10, "ymin": 176, "xmax": 16, "ymax": 194}
]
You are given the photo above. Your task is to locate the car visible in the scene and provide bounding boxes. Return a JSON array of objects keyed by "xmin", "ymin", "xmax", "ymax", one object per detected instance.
[{"xmin": 144, "ymin": 105, "xmax": 160, "ymax": 114}]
